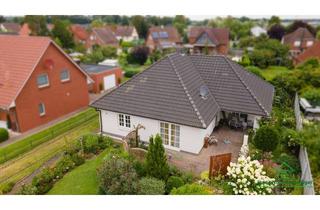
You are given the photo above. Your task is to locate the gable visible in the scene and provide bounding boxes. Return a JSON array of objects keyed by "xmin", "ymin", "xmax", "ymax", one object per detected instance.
[{"xmin": 195, "ymin": 32, "xmax": 215, "ymax": 46}]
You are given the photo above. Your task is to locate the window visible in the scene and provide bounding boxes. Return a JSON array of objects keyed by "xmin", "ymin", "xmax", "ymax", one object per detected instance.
[
  {"xmin": 160, "ymin": 122, "xmax": 180, "ymax": 148},
  {"xmin": 118, "ymin": 114, "xmax": 131, "ymax": 128},
  {"xmin": 307, "ymin": 41, "xmax": 314, "ymax": 47},
  {"xmin": 38, "ymin": 103, "xmax": 46, "ymax": 116},
  {"xmin": 37, "ymin": 74, "xmax": 49, "ymax": 88},
  {"xmin": 294, "ymin": 40, "xmax": 301, "ymax": 47},
  {"xmin": 60, "ymin": 70, "xmax": 70, "ymax": 82}
]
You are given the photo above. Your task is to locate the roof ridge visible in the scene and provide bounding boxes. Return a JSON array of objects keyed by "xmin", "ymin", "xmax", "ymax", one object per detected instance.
[
  {"xmin": 167, "ymin": 54, "xmax": 207, "ymax": 128},
  {"xmin": 223, "ymin": 57, "xmax": 270, "ymax": 116}
]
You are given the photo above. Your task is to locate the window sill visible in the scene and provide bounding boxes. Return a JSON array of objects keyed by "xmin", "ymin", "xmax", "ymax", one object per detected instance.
[
  {"xmin": 38, "ymin": 84, "xmax": 50, "ymax": 89},
  {"xmin": 61, "ymin": 79, "xmax": 71, "ymax": 83},
  {"xmin": 39, "ymin": 113, "xmax": 46, "ymax": 117}
]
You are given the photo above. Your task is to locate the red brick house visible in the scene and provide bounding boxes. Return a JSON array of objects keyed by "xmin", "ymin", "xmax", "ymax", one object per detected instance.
[
  {"xmin": 146, "ymin": 26, "xmax": 182, "ymax": 51},
  {"xmin": 0, "ymin": 35, "xmax": 92, "ymax": 133},
  {"xmin": 282, "ymin": 27, "xmax": 316, "ymax": 58},
  {"xmin": 0, "ymin": 23, "xmax": 21, "ymax": 34},
  {"xmin": 70, "ymin": 24, "xmax": 89, "ymax": 45},
  {"xmin": 294, "ymin": 41, "xmax": 320, "ymax": 65},
  {"xmin": 187, "ymin": 27, "xmax": 229, "ymax": 55},
  {"xmin": 86, "ymin": 28, "xmax": 119, "ymax": 50},
  {"xmin": 80, "ymin": 64, "xmax": 123, "ymax": 94}
]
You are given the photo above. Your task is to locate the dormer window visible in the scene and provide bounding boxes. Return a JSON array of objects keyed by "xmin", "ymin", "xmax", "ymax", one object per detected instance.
[{"xmin": 294, "ymin": 41, "xmax": 301, "ymax": 47}]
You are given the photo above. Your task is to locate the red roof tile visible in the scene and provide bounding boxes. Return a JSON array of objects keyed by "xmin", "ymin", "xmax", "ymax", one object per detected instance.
[
  {"xmin": 0, "ymin": 23, "xmax": 21, "ymax": 33},
  {"xmin": 188, "ymin": 27, "xmax": 229, "ymax": 45},
  {"xmin": 148, "ymin": 26, "xmax": 181, "ymax": 44},
  {"xmin": 70, "ymin": 24, "xmax": 89, "ymax": 41},
  {"xmin": 295, "ymin": 41, "xmax": 320, "ymax": 64},
  {"xmin": 282, "ymin": 27, "xmax": 315, "ymax": 50}
]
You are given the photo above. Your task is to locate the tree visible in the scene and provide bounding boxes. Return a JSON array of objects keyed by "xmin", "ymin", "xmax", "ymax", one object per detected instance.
[
  {"xmin": 0, "ymin": 16, "xmax": 5, "ymax": 23},
  {"xmin": 268, "ymin": 16, "xmax": 281, "ymax": 27},
  {"xmin": 173, "ymin": 15, "xmax": 188, "ymax": 38},
  {"xmin": 267, "ymin": 24, "xmax": 286, "ymax": 40},
  {"xmin": 253, "ymin": 126, "xmax": 280, "ymax": 153},
  {"xmin": 51, "ymin": 19, "xmax": 75, "ymax": 49},
  {"xmin": 24, "ymin": 15, "xmax": 49, "ymax": 36},
  {"xmin": 131, "ymin": 15, "xmax": 149, "ymax": 39},
  {"xmin": 286, "ymin": 20, "xmax": 316, "ymax": 36},
  {"xmin": 90, "ymin": 19, "xmax": 104, "ymax": 28},
  {"xmin": 145, "ymin": 134, "xmax": 170, "ymax": 180},
  {"xmin": 127, "ymin": 46, "xmax": 149, "ymax": 65},
  {"xmin": 138, "ymin": 177, "xmax": 165, "ymax": 195},
  {"xmin": 97, "ymin": 154, "xmax": 139, "ymax": 195}
]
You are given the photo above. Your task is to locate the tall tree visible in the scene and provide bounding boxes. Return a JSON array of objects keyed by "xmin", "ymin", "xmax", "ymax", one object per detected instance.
[
  {"xmin": 267, "ymin": 24, "xmax": 286, "ymax": 40},
  {"xmin": 173, "ymin": 15, "xmax": 188, "ymax": 37},
  {"xmin": 131, "ymin": 15, "xmax": 149, "ymax": 39},
  {"xmin": 51, "ymin": 19, "xmax": 74, "ymax": 49},
  {"xmin": 24, "ymin": 15, "xmax": 49, "ymax": 36},
  {"xmin": 90, "ymin": 19, "xmax": 104, "ymax": 28},
  {"xmin": 0, "ymin": 16, "xmax": 6, "ymax": 23},
  {"xmin": 268, "ymin": 16, "xmax": 281, "ymax": 27},
  {"xmin": 286, "ymin": 20, "xmax": 316, "ymax": 36},
  {"xmin": 145, "ymin": 134, "xmax": 170, "ymax": 180}
]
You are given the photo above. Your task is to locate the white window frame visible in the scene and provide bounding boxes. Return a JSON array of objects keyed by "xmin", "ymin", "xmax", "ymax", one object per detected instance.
[
  {"xmin": 160, "ymin": 122, "xmax": 180, "ymax": 149},
  {"xmin": 294, "ymin": 40, "xmax": 301, "ymax": 47},
  {"xmin": 37, "ymin": 73, "xmax": 49, "ymax": 88},
  {"xmin": 307, "ymin": 41, "xmax": 314, "ymax": 47},
  {"xmin": 60, "ymin": 69, "xmax": 70, "ymax": 82},
  {"xmin": 38, "ymin": 103, "xmax": 46, "ymax": 116},
  {"xmin": 118, "ymin": 113, "xmax": 131, "ymax": 129}
]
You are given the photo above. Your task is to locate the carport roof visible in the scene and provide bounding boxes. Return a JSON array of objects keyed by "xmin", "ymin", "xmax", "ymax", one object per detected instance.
[{"xmin": 80, "ymin": 64, "xmax": 118, "ymax": 74}]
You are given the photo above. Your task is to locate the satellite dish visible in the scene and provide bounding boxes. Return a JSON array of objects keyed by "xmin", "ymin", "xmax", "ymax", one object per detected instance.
[{"xmin": 200, "ymin": 85, "xmax": 209, "ymax": 99}]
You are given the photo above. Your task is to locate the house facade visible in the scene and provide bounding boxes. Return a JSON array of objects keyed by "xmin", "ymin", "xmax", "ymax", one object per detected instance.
[
  {"xmin": 80, "ymin": 64, "xmax": 123, "ymax": 94},
  {"xmin": 282, "ymin": 27, "xmax": 316, "ymax": 58},
  {"xmin": 0, "ymin": 23, "xmax": 21, "ymax": 34},
  {"xmin": 145, "ymin": 26, "xmax": 182, "ymax": 51},
  {"xmin": 294, "ymin": 41, "xmax": 320, "ymax": 65},
  {"xmin": 187, "ymin": 27, "xmax": 229, "ymax": 55},
  {"xmin": 86, "ymin": 28, "xmax": 119, "ymax": 50},
  {"xmin": 0, "ymin": 35, "xmax": 92, "ymax": 133},
  {"xmin": 91, "ymin": 54, "xmax": 274, "ymax": 154},
  {"xmin": 70, "ymin": 24, "xmax": 89, "ymax": 45},
  {"xmin": 114, "ymin": 26, "xmax": 139, "ymax": 42}
]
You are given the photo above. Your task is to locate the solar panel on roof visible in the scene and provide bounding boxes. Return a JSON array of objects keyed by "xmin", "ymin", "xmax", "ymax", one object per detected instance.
[
  {"xmin": 152, "ymin": 32, "xmax": 159, "ymax": 38},
  {"xmin": 159, "ymin": 31, "xmax": 169, "ymax": 38}
]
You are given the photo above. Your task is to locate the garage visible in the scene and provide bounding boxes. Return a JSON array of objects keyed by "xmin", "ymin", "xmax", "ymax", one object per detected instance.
[{"xmin": 103, "ymin": 74, "xmax": 116, "ymax": 90}]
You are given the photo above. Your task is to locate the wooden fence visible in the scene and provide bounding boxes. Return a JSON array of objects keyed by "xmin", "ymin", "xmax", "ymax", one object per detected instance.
[{"xmin": 294, "ymin": 93, "xmax": 315, "ymax": 195}]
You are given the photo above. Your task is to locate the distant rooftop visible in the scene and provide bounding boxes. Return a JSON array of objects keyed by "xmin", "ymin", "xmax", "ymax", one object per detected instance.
[{"xmin": 80, "ymin": 64, "xmax": 118, "ymax": 74}]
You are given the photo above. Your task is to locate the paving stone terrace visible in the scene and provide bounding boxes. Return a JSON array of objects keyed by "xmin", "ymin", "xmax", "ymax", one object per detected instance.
[{"xmin": 167, "ymin": 126, "xmax": 244, "ymax": 176}]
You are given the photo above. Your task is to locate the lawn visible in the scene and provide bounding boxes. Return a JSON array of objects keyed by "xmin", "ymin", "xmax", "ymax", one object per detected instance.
[
  {"xmin": 47, "ymin": 149, "xmax": 110, "ymax": 195},
  {"xmin": 0, "ymin": 108, "xmax": 98, "ymax": 164},
  {"xmin": 260, "ymin": 66, "xmax": 291, "ymax": 81},
  {"xmin": 121, "ymin": 64, "xmax": 150, "ymax": 83},
  {"xmin": 0, "ymin": 113, "xmax": 99, "ymax": 192}
]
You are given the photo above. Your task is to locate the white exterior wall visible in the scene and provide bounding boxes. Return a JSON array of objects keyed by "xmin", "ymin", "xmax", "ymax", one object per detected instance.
[
  {"xmin": 248, "ymin": 114, "xmax": 261, "ymax": 129},
  {"xmin": 100, "ymin": 110, "xmax": 216, "ymax": 154}
]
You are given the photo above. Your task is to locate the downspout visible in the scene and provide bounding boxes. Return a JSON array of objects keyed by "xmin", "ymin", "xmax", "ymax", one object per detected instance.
[{"xmin": 98, "ymin": 109, "xmax": 103, "ymax": 134}]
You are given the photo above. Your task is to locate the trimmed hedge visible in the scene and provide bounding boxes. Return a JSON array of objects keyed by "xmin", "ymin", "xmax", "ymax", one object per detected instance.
[
  {"xmin": 0, "ymin": 128, "xmax": 9, "ymax": 143},
  {"xmin": 124, "ymin": 70, "xmax": 139, "ymax": 78}
]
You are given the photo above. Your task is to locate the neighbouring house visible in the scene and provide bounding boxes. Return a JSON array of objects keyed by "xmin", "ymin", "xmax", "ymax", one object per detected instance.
[
  {"xmin": 187, "ymin": 27, "xmax": 229, "ymax": 55},
  {"xmin": 146, "ymin": 26, "xmax": 182, "ymax": 52},
  {"xmin": 91, "ymin": 53, "xmax": 274, "ymax": 154},
  {"xmin": 0, "ymin": 22, "xmax": 21, "ymax": 34},
  {"xmin": 0, "ymin": 35, "xmax": 92, "ymax": 133},
  {"xmin": 19, "ymin": 23, "xmax": 32, "ymax": 36},
  {"xmin": 294, "ymin": 41, "xmax": 320, "ymax": 65},
  {"xmin": 114, "ymin": 26, "xmax": 139, "ymax": 42},
  {"xmin": 282, "ymin": 27, "xmax": 316, "ymax": 58},
  {"xmin": 80, "ymin": 64, "xmax": 123, "ymax": 93},
  {"xmin": 250, "ymin": 26, "xmax": 267, "ymax": 37},
  {"xmin": 86, "ymin": 28, "xmax": 119, "ymax": 50},
  {"xmin": 70, "ymin": 24, "xmax": 89, "ymax": 45}
]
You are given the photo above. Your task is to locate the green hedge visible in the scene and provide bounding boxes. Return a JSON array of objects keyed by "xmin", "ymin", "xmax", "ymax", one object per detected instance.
[
  {"xmin": 0, "ymin": 108, "xmax": 98, "ymax": 164},
  {"xmin": 0, "ymin": 128, "xmax": 9, "ymax": 143}
]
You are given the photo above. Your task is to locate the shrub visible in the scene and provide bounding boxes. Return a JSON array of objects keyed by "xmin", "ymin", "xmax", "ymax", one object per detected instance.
[
  {"xmin": 70, "ymin": 153, "xmax": 85, "ymax": 166},
  {"xmin": 181, "ymin": 172, "xmax": 194, "ymax": 184},
  {"xmin": 53, "ymin": 155, "xmax": 76, "ymax": 178},
  {"xmin": 227, "ymin": 156, "xmax": 275, "ymax": 195},
  {"xmin": 281, "ymin": 128, "xmax": 302, "ymax": 149},
  {"xmin": 145, "ymin": 134, "xmax": 170, "ymax": 180},
  {"xmin": 132, "ymin": 160, "xmax": 147, "ymax": 178},
  {"xmin": 19, "ymin": 184, "xmax": 38, "ymax": 195},
  {"xmin": 97, "ymin": 154, "xmax": 139, "ymax": 195},
  {"xmin": 245, "ymin": 66, "xmax": 264, "ymax": 79},
  {"xmin": 76, "ymin": 134, "xmax": 100, "ymax": 154},
  {"xmin": 302, "ymin": 88, "xmax": 320, "ymax": 106},
  {"xmin": 138, "ymin": 177, "xmax": 165, "ymax": 195},
  {"xmin": 169, "ymin": 165, "xmax": 182, "ymax": 177},
  {"xmin": 166, "ymin": 176, "xmax": 184, "ymax": 193},
  {"xmin": 32, "ymin": 168, "xmax": 55, "ymax": 194},
  {"xmin": 1, "ymin": 182, "xmax": 15, "ymax": 194},
  {"xmin": 98, "ymin": 135, "xmax": 113, "ymax": 149},
  {"xmin": 124, "ymin": 70, "xmax": 139, "ymax": 78},
  {"xmin": 127, "ymin": 46, "xmax": 149, "ymax": 65},
  {"xmin": 170, "ymin": 184, "xmax": 212, "ymax": 195},
  {"xmin": 0, "ymin": 128, "xmax": 9, "ymax": 142},
  {"xmin": 253, "ymin": 126, "xmax": 280, "ymax": 153},
  {"xmin": 275, "ymin": 153, "xmax": 300, "ymax": 174}
]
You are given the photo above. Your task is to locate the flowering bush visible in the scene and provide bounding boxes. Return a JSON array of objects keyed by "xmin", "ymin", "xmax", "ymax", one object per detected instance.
[{"xmin": 227, "ymin": 156, "xmax": 276, "ymax": 195}]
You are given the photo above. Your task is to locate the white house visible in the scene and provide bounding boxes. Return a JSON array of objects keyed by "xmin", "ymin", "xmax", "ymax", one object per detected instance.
[
  {"xmin": 250, "ymin": 26, "xmax": 267, "ymax": 37},
  {"xmin": 114, "ymin": 26, "xmax": 139, "ymax": 42},
  {"xmin": 91, "ymin": 54, "xmax": 274, "ymax": 154}
]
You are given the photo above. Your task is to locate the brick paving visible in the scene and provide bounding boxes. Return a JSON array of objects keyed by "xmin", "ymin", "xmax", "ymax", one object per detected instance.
[{"xmin": 167, "ymin": 126, "xmax": 244, "ymax": 176}]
